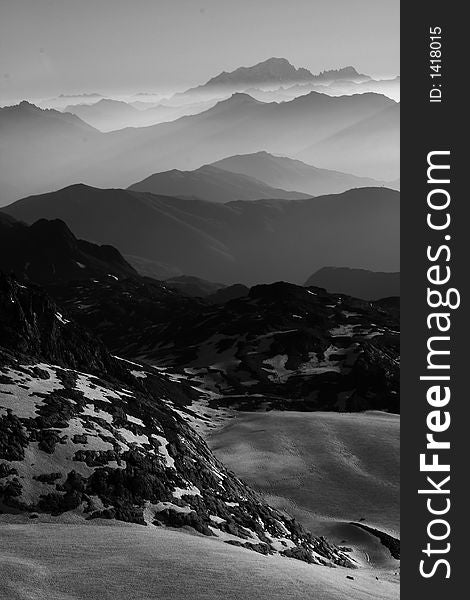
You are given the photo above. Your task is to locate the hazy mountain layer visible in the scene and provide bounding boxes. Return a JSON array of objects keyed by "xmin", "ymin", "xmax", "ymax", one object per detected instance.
[
  {"xmin": 170, "ymin": 59, "xmax": 370, "ymax": 105},
  {"xmin": 63, "ymin": 98, "xmax": 218, "ymax": 132},
  {"xmin": 128, "ymin": 164, "xmax": 309, "ymax": 202},
  {"xmin": 0, "ymin": 91, "xmax": 398, "ymax": 203},
  {"xmin": 211, "ymin": 151, "xmax": 387, "ymax": 196},
  {"xmin": 305, "ymin": 268, "xmax": 400, "ymax": 300},
  {"xmin": 3, "ymin": 185, "xmax": 400, "ymax": 285}
]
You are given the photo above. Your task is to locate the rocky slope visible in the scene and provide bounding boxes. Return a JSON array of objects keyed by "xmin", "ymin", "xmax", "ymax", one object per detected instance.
[
  {"xmin": 47, "ymin": 277, "xmax": 400, "ymax": 414},
  {"xmin": 0, "ymin": 272, "xmax": 353, "ymax": 566},
  {"xmin": 173, "ymin": 60, "xmax": 370, "ymax": 102}
]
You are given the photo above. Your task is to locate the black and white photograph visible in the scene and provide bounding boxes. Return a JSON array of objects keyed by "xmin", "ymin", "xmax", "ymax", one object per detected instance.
[{"xmin": 0, "ymin": 1, "xmax": 401, "ymax": 598}]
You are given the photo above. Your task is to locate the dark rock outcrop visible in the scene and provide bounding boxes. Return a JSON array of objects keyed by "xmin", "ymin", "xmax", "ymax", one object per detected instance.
[{"xmin": 0, "ymin": 214, "xmax": 137, "ymax": 285}]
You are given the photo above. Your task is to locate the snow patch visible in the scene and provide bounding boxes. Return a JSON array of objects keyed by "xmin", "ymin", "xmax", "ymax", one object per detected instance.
[{"xmin": 151, "ymin": 435, "xmax": 175, "ymax": 469}]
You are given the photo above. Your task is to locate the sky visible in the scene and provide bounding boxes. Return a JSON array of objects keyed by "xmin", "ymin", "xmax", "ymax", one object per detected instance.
[{"xmin": 0, "ymin": 0, "xmax": 399, "ymax": 103}]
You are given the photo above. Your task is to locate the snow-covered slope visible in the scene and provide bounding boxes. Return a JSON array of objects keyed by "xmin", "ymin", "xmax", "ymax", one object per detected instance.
[{"xmin": 0, "ymin": 273, "xmax": 352, "ymax": 566}]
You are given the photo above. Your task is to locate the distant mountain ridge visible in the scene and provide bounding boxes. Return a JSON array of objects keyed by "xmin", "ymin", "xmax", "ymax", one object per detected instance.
[
  {"xmin": 127, "ymin": 164, "xmax": 309, "ymax": 202},
  {"xmin": 0, "ymin": 90, "xmax": 398, "ymax": 202},
  {"xmin": 62, "ymin": 98, "xmax": 219, "ymax": 131},
  {"xmin": 304, "ymin": 267, "xmax": 400, "ymax": 300},
  {"xmin": 211, "ymin": 151, "xmax": 386, "ymax": 196},
  {"xmin": 174, "ymin": 59, "xmax": 370, "ymax": 101},
  {"xmin": 62, "ymin": 98, "xmax": 139, "ymax": 130},
  {"xmin": 204, "ymin": 57, "xmax": 315, "ymax": 87},
  {"xmin": 3, "ymin": 184, "xmax": 400, "ymax": 285},
  {"xmin": 0, "ymin": 100, "xmax": 96, "ymax": 133}
]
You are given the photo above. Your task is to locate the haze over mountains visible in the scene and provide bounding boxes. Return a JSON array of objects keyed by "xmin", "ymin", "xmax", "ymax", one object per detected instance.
[
  {"xmin": 127, "ymin": 164, "xmax": 309, "ymax": 202},
  {"xmin": 0, "ymin": 93, "xmax": 398, "ymax": 203},
  {"xmin": 170, "ymin": 59, "xmax": 371, "ymax": 104},
  {"xmin": 62, "ymin": 98, "xmax": 218, "ymax": 132},
  {"xmin": 3, "ymin": 184, "xmax": 399, "ymax": 285},
  {"xmin": 0, "ymin": 58, "xmax": 399, "ymax": 203},
  {"xmin": 296, "ymin": 102, "xmax": 399, "ymax": 181},
  {"xmin": 212, "ymin": 151, "xmax": 395, "ymax": 196},
  {"xmin": 0, "ymin": 101, "xmax": 101, "ymax": 202}
]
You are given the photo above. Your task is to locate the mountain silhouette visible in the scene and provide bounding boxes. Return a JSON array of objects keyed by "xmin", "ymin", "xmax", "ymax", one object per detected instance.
[
  {"xmin": 304, "ymin": 267, "xmax": 400, "ymax": 300},
  {"xmin": 63, "ymin": 98, "xmax": 140, "ymax": 131},
  {"xmin": 63, "ymin": 98, "xmax": 218, "ymax": 131},
  {"xmin": 212, "ymin": 151, "xmax": 385, "ymax": 196},
  {"xmin": 0, "ymin": 92, "xmax": 397, "ymax": 202},
  {"xmin": 171, "ymin": 59, "xmax": 370, "ymax": 103},
  {"xmin": 3, "ymin": 184, "xmax": 400, "ymax": 285},
  {"xmin": 127, "ymin": 164, "xmax": 308, "ymax": 202}
]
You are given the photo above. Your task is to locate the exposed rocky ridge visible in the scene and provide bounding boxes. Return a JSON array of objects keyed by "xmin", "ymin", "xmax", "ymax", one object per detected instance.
[
  {"xmin": 0, "ymin": 91, "xmax": 398, "ymax": 202},
  {"xmin": 47, "ymin": 277, "xmax": 400, "ymax": 414},
  {"xmin": 0, "ymin": 273, "xmax": 353, "ymax": 567}
]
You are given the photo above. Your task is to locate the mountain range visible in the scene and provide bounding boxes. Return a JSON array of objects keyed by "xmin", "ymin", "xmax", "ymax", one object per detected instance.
[
  {"xmin": 169, "ymin": 59, "xmax": 371, "ymax": 104},
  {"xmin": 3, "ymin": 184, "xmax": 400, "ymax": 285},
  {"xmin": 0, "ymin": 209, "xmax": 398, "ymax": 414},
  {"xmin": 247, "ymin": 75, "xmax": 401, "ymax": 105},
  {"xmin": 0, "ymin": 90, "xmax": 398, "ymax": 203}
]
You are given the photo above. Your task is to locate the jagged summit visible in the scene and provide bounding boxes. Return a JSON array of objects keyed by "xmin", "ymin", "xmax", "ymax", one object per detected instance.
[
  {"xmin": 205, "ymin": 57, "xmax": 314, "ymax": 87},
  {"xmin": 184, "ymin": 59, "xmax": 370, "ymax": 96},
  {"xmin": 314, "ymin": 66, "xmax": 370, "ymax": 81}
]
